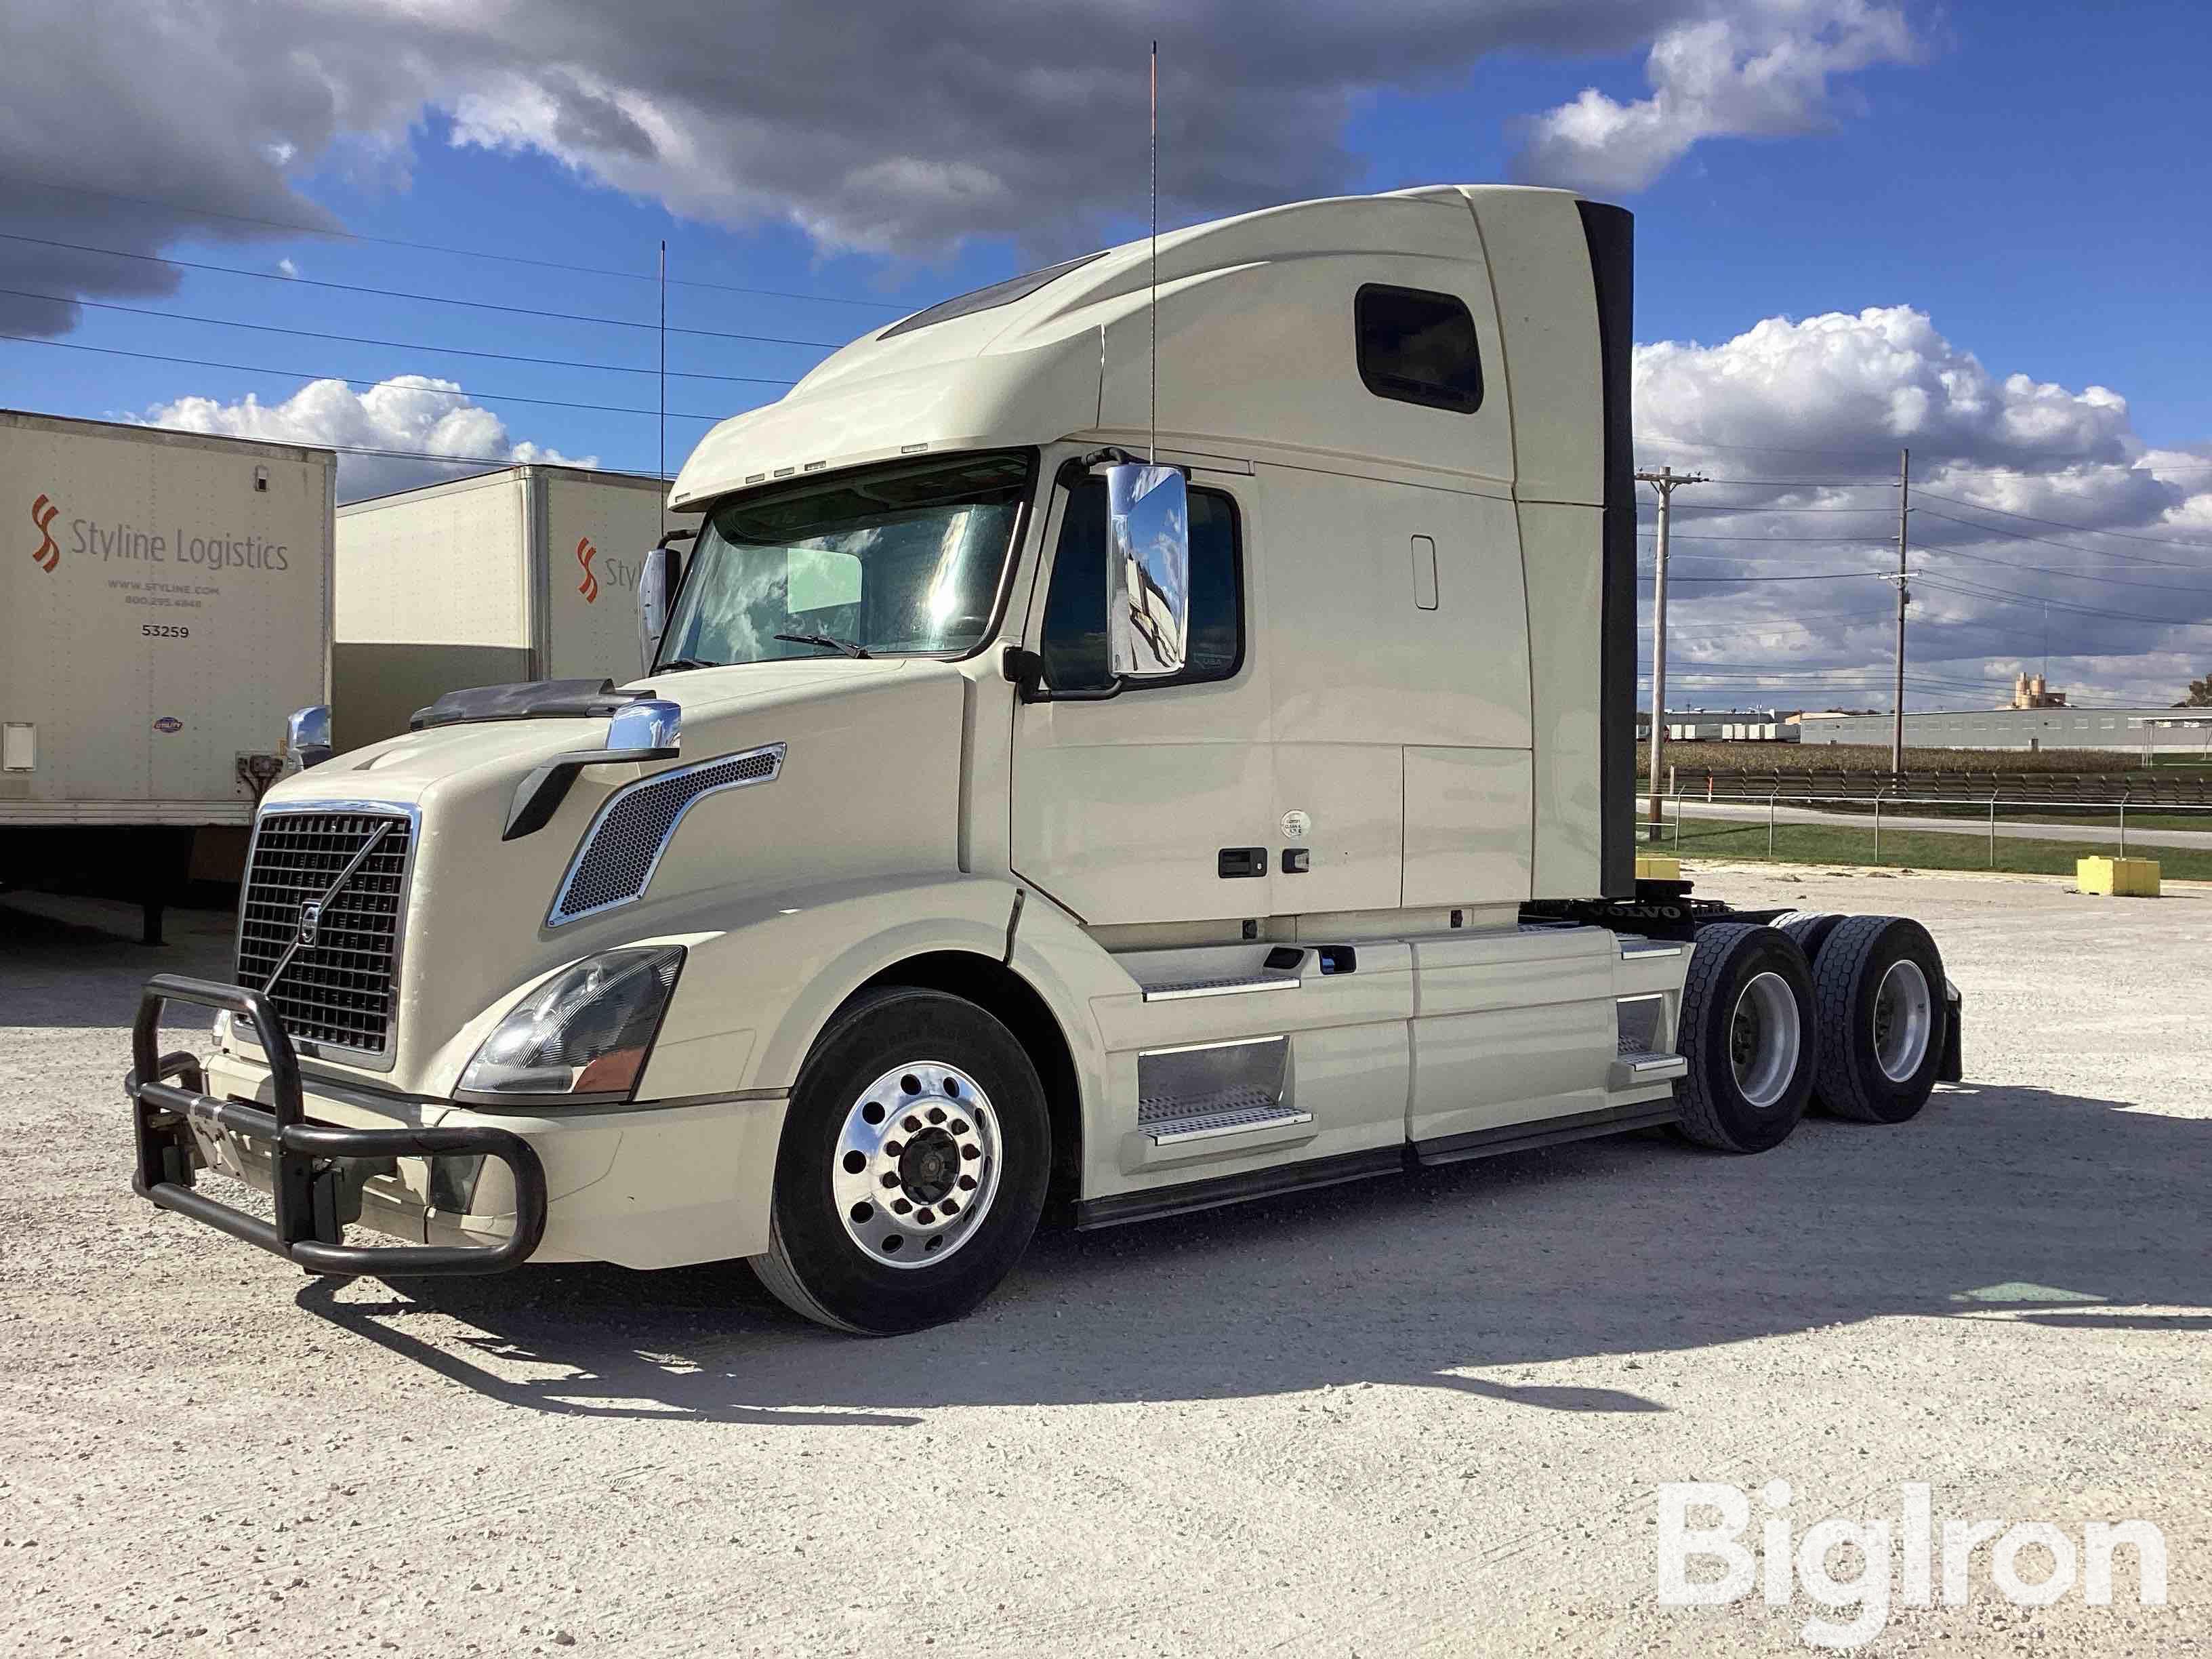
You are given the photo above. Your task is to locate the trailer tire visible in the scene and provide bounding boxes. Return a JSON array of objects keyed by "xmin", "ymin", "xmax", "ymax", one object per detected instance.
[
  {"xmin": 1807, "ymin": 915, "xmax": 1947, "ymax": 1124},
  {"xmin": 1672, "ymin": 922, "xmax": 1816, "ymax": 1154},
  {"xmin": 751, "ymin": 986, "xmax": 1049, "ymax": 1335}
]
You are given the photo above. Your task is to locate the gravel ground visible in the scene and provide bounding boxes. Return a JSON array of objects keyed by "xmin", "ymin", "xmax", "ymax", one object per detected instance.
[{"xmin": 1, "ymin": 869, "xmax": 2206, "ymax": 1658}]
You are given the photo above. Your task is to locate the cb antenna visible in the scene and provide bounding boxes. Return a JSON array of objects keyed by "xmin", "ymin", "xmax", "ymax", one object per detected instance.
[{"xmin": 1149, "ymin": 37, "xmax": 1158, "ymax": 464}]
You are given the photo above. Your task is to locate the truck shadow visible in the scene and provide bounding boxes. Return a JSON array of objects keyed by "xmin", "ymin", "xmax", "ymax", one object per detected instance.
[{"xmin": 296, "ymin": 1082, "xmax": 2212, "ymax": 1425}]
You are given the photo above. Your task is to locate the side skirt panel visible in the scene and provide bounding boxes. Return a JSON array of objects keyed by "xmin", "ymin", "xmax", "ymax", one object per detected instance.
[
  {"xmin": 1071, "ymin": 1146, "xmax": 1405, "ymax": 1230},
  {"xmin": 1412, "ymin": 1099, "xmax": 1678, "ymax": 1167}
]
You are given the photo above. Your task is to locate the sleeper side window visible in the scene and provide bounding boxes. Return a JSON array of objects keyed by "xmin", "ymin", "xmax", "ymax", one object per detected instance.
[
  {"xmin": 1355, "ymin": 284, "xmax": 1483, "ymax": 414},
  {"xmin": 1038, "ymin": 479, "xmax": 1243, "ymax": 691}
]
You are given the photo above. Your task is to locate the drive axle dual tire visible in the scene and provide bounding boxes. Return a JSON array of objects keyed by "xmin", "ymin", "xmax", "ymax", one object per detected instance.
[
  {"xmin": 751, "ymin": 987, "xmax": 1050, "ymax": 1335},
  {"xmin": 1673, "ymin": 922, "xmax": 1817, "ymax": 1154},
  {"xmin": 1803, "ymin": 914, "xmax": 1947, "ymax": 1124}
]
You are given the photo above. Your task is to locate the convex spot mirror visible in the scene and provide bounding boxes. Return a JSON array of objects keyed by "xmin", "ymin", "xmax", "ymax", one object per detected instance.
[{"xmin": 1105, "ymin": 462, "xmax": 1190, "ymax": 680}]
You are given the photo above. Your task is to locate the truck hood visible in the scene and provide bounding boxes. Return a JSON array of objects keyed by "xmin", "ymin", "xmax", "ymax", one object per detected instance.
[{"xmin": 251, "ymin": 656, "xmax": 971, "ymax": 1095}]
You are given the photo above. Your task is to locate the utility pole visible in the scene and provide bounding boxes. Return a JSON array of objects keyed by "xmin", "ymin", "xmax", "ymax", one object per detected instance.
[
  {"xmin": 1889, "ymin": 448, "xmax": 1910, "ymax": 773},
  {"xmin": 1637, "ymin": 465, "xmax": 1705, "ymax": 842}
]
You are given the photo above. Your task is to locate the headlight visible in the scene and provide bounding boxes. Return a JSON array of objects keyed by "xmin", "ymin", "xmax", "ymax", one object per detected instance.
[{"xmin": 458, "ymin": 947, "xmax": 684, "ymax": 1101}]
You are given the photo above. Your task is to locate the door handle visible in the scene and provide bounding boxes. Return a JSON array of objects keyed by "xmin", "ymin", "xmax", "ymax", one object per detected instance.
[{"xmin": 1217, "ymin": 847, "xmax": 1267, "ymax": 878}]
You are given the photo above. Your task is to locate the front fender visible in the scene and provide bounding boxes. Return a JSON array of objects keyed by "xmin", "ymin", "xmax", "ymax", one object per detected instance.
[
  {"xmin": 636, "ymin": 874, "xmax": 1123, "ymax": 1105},
  {"xmin": 414, "ymin": 875, "xmax": 1125, "ymax": 1122}
]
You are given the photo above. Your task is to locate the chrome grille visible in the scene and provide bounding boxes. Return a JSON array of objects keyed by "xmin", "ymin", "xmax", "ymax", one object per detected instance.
[
  {"xmin": 550, "ymin": 743, "xmax": 785, "ymax": 925},
  {"xmin": 236, "ymin": 808, "xmax": 413, "ymax": 1059}
]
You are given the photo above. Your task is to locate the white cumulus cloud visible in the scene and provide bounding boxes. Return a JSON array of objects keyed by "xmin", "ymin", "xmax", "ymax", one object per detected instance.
[
  {"xmin": 1631, "ymin": 307, "xmax": 2212, "ymax": 710},
  {"xmin": 1513, "ymin": 0, "xmax": 1920, "ymax": 192},
  {"xmin": 138, "ymin": 375, "xmax": 595, "ymax": 501}
]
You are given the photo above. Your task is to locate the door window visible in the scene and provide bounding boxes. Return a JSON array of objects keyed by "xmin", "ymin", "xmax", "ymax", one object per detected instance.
[{"xmin": 1039, "ymin": 479, "xmax": 1243, "ymax": 691}]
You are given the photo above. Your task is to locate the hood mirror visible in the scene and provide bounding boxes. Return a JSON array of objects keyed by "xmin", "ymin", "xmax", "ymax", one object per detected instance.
[
  {"xmin": 285, "ymin": 704, "xmax": 333, "ymax": 771},
  {"xmin": 1105, "ymin": 462, "xmax": 1190, "ymax": 680}
]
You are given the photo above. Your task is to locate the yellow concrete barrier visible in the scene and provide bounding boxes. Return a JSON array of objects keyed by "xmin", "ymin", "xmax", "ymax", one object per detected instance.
[
  {"xmin": 2077, "ymin": 856, "xmax": 2160, "ymax": 897},
  {"xmin": 1636, "ymin": 855, "xmax": 1682, "ymax": 881}
]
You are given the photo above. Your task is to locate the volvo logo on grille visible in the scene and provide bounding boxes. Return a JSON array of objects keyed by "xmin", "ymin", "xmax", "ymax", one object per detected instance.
[{"xmin": 259, "ymin": 819, "xmax": 395, "ymax": 1000}]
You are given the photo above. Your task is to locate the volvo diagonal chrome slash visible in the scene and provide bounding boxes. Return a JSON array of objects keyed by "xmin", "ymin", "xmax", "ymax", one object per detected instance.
[{"xmin": 125, "ymin": 185, "xmax": 1963, "ymax": 1333}]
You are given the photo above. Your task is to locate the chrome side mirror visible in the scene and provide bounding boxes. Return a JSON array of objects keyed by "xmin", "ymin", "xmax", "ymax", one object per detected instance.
[
  {"xmin": 1105, "ymin": 463, "xmax": 1190, "ymax": 680},
  {"xmin": 285, "ymin": 704, "xmax": 333, "ymax": 771},
  {"xmin": 638, "ymin": 541, "xmax": 684, "ymax": 672}
]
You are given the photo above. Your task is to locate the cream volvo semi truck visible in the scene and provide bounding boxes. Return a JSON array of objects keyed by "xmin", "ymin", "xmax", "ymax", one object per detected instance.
[{"xmin": 126, "ymin": 186, "xmax": 1961, "ymax": 1334}]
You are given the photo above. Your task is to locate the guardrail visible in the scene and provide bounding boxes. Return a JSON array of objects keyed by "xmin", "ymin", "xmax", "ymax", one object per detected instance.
[{"xmin": 1640, "ymin": 786, "xmax": 2212, "ymax": 867}]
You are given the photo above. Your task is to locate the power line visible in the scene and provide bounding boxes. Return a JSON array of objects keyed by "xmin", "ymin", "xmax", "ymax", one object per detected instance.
[
  {"xmin": 1914, "ymin": 573, "xmax": 2211, "ymax": 628},
  {"xmin": 0, "ymin": 285, "xmax": 798, "ymax": 386},
  {"xmin": 0, "ymin": 231, "xmax": 844, "ymax": 348},
  {"xmin": 1656, "ymin": 501, "xmax": 1894, "ymax": 514},
  {"xmin": 135, "ymin": 430, "xmax": 663, "ymax": 478},
  {"xmin": 1910, "ymin": 533, "xmax": 2212, "ymax": 598},
  {"xmin": 1914, "ymin": 508, "xmax": 2212, "ymax": 571},
  {"xmin": 0, "ymin": 331, "xmax": 730, "ymax": 421},
  {"xmin": 1650, "ymin": 571, "xmax": 1890, "ymax": 583},
  {"xmin": 1912, "ymin": 491, "xmax": 2212, "ymax": 552},
  {"xmin": 1640, "ymin": 529, "xmax": 1891, "ymax": 543},
  {"xmin": 1633, "ymin": 434, "xmax": 1896, "ymax": 459},
  {"xmin": 0, "ymin": 172, "xmax": 907, "ymax": 310}
]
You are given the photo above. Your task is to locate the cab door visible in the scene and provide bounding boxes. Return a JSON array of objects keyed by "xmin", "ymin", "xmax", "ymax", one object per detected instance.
[{"xmin": 1009, "ymin": 465, "xmax": 1273, "ymax": 926}]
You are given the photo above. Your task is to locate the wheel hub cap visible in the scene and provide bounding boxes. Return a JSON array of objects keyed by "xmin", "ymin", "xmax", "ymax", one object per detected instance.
[
  {"xmin": 832, "ymin": 1062, "xmax": 1000, "ymax": 1270},
  {"xmin": 1872, "ymin": 959, "xmax": 1933, "ymax": 1082},
  {"xmin": 1729, "ymin": 970, "xmax": 1802, "ymax": 1109}
]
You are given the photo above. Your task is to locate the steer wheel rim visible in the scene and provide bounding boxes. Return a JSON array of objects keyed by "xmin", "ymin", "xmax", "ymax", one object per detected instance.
[
  {"xmin": 1872, "ymin": 959, "xmax": 1933, "ymax": 1083},
  {"xmin": 1729, "ymin": 970, "xmax": 1802, "ymax": 1109},
  {"xmin": 832, "ymin": 1061, "xmax": 1001, "ymax": 1270}
]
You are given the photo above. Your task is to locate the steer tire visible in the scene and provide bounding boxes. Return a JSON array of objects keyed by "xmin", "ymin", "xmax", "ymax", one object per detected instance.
[
  {"xmin": 1807, "ymin": 915, "xmax": 1947, "ymax": 1124},
  {"xmin": 750, "ymin": 987, "xmax": 1049, "ymax": 1336},
  {"xmin": 1673, "ymin": 922, "xmax": 1816, "ymax": 1154}
]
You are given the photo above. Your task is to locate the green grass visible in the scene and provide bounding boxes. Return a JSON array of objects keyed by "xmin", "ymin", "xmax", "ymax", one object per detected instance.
[
  {"xmin": 1639, "ymin": 739, "xmax": 2146, "ymax": 778},
  {"xmin": 1643, "ymin": 818, "xmax": 2212, "ymax": 881}
]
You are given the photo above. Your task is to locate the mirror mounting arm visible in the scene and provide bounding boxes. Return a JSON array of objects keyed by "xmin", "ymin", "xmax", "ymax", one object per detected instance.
[{"xmin": 1002, "ymin": 646, "xmax": 1122, "ymax": 705}]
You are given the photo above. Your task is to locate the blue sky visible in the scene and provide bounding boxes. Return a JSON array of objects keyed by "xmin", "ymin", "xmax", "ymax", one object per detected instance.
[{"xmin": 4, "ymin": 0, "xmax": 2209, "ymax": 705}]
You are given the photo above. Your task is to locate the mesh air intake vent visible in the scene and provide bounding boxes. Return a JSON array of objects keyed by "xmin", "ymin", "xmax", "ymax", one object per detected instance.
[{"xmin": 550, "ymin": 744, "xmax": 785, "ymax": 924}]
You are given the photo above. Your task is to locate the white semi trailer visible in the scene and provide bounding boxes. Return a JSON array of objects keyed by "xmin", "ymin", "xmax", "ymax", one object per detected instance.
[
  {"xmin": 333, "ymin": 465, "xmax": 687, "ymax": 748},
  {"xmin": 1, "ymin": 410, "xmax": 333, "ymax": 941},
  {"xmin": 126, "ymin": 186, "xmax": 1961, "ymax": 1334}
]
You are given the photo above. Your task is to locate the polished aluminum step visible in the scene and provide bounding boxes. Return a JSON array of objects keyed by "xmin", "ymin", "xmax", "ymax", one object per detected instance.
[
  {"xmin": 1609, "ymin": 1047, "xmax": 1688, "ymax": 1090},
  {"xmin": 1139, "ymin": 1085, "xmax": 1315, "ymax": 1147}
]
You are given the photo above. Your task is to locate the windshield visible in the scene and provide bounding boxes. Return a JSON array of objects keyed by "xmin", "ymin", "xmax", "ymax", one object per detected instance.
[{"xmin": 657, "ymin": 449, "xmax": 1033, "ymax": 668}]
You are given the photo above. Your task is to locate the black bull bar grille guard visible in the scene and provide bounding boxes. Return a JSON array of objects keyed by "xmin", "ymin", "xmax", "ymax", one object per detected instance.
[{"xmin": 127, "ymin": 974, "xmax": 547, "ymax": 1275}]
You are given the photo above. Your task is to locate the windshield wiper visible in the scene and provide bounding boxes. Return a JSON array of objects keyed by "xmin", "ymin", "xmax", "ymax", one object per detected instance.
[
  {"xmin": 774, "ymin": 632, "xmax": 872, "ymax": 659},
  {"xmin": 657, "ymin": 657, "xmax": 720, "ymax": 672}
]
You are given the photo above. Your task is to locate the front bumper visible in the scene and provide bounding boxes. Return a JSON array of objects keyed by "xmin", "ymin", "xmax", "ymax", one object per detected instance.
[
  {"xmin": 127, "ymin": 973, "xmax": 789, "ymax": 1275},
  {"xmin": 128, "ymin": 975, "xmax": 548, "ymax": 1275}
]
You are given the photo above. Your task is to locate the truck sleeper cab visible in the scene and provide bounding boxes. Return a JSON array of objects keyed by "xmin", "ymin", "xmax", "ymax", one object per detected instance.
[{"xmin": 125, "ymin": 184, "xmax": 1961, "ymax": 1334}]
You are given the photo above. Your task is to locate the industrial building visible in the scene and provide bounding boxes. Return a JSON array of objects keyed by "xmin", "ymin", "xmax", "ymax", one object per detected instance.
[{"xmin": 1794, "ymin": 706, "xmax": 2212, "ymax": 757}]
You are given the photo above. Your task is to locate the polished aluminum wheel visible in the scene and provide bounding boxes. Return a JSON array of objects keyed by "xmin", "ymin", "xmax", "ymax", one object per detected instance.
[
  {"xmin": 1871, "ymin": 958, "xmax": 1933, "ymax": 1082},
  {"xmin": 831, "ymin": 1061, "xmax": 1001, "ymax": 1270},
  {"xmin": 1729, "ymin": 970, "xmax": 1803, "ymax": 1109}
]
